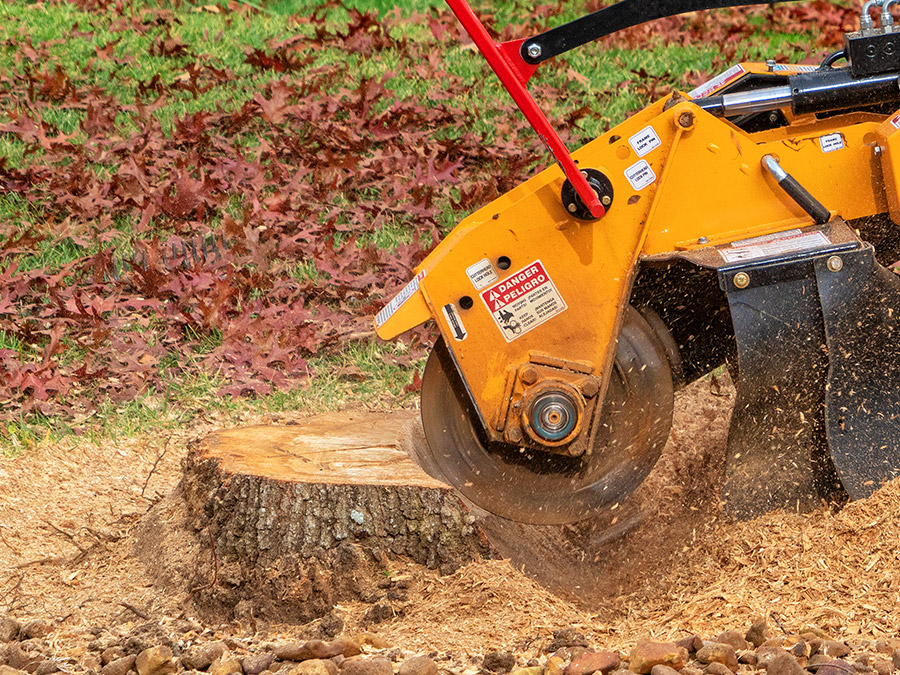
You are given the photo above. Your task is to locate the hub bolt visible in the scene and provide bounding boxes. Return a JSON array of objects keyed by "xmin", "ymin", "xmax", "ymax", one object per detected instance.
[
  {"xmin": 678, "ymin": 111, "xmax": 695, "ymax": 129},
  {"xmin": 520, "ymin": 366, "xmax": 539, "ymax": 385},
  {"xmin": 601, "ymin": 195, "xmax": 612, "ymax": 206},
  {"xmin": 567, "ymin": 202, "xmax": 577, "ymax": 213},
  {"xmin": 506, "ymin": 426, "xmax": 523, "ymax": 443},
  {"xmin": 733, "ymin": 271, "xmax": 751, "ymax": 289},
  {"xmin": 827, "ymin": 255, "xmax": 844, "ymax": 272},
  {"xmin": 526, "ymin": 43, "xmax": 542, "ymax": 59}
]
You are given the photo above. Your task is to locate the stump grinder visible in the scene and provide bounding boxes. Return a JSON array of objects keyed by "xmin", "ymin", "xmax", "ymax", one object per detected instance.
[{"xmin": 375, "ymin": 0, "xmax": 900, "ymax": 524}]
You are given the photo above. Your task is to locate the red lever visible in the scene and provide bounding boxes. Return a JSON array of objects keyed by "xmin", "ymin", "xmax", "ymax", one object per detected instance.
[{"xmin": 444, "ymin": 0, "xmax": 606, "ymax": 219}]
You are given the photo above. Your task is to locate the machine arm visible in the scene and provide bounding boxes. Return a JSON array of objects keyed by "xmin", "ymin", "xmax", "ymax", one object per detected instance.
[{"xmin": 520, "ymin": 0, "xmax": 802, "ymax": 65}]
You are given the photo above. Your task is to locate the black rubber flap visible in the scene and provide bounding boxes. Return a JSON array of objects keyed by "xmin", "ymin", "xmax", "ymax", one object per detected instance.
[
  {"xmin": 815, "ymin": 247, "xmax": 900, "ymax": 498},
  {"xmin": 722, "ymin": 260, "xmax": 845, "ymax": 519}
]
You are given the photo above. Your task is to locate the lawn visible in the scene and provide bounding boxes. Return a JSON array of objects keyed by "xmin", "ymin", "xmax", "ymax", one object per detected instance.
[{"xmin": 0, "ymin": 0, "xmax": 846, "ymax": 450}]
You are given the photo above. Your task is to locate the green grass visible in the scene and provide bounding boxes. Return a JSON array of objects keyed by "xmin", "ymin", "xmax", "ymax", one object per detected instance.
[{"xmin": 0, "ymin": 339, "xmax": 425, "ymax": 455}]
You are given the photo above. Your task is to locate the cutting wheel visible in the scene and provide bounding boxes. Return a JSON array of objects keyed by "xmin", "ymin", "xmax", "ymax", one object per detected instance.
[{"xmin": 419, "ymin": 306, "xmax": 675, "ymax": 525}]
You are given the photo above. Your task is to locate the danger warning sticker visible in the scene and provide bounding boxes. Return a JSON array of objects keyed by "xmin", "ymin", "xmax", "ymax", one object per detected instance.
[{"xmin": 480, "ymin": 260, "xmax": 567, "ymax": 342}]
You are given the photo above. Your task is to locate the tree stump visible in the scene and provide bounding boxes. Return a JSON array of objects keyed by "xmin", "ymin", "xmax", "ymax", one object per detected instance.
[{"xmin": 140, "ymin": 411, "xmax": 495, "ymax": 623}]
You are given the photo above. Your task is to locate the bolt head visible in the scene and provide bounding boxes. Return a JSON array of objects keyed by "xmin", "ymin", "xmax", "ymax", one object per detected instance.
[
  {"xmin": 698, "ymin": 236, "xmax": 710, "ymax": 244},
  {"xmin": 506, "ymin": 426, "xmax": 523, "ymax": 443},
  {"xmin": 520, "ymin": 366, "xmax": 539, "ymax": 385},
  {"xmin": 733, "ymin": 271, "xmax": 751, "ymax": 289},
  {"xmin": 827, "ymin": 255, "xmax": 844, "ymax": 272},
  {"xmin": 526, "ymin": 43, "xmax": 542, "ymax": 59},
  {"xmin": 567, "ymin": 202, "xmax": 577, "ymax": 213},
  {"xmin": 601, "ymin": 195, "xmax": 612, "ymax": 206},
  {"xmin": 678, "ymin": 111, "xmax": 695, "ymax": 129}
]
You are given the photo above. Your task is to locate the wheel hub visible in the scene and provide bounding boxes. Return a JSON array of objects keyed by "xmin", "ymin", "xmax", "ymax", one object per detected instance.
[{"xmin": 524, "ymin": 389, "xmax": 580, "ymax": 444}]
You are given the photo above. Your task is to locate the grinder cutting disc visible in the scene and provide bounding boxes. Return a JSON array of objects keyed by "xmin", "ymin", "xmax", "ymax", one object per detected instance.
[{"xmin": 419, "ymin": 306, "xmax": 675, "ymax": 525}]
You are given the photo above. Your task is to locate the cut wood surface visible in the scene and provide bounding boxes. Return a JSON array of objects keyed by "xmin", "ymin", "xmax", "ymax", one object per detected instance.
[{"xmin": 141, "ymin": 410, "xmax": 496, "ymax": 623}]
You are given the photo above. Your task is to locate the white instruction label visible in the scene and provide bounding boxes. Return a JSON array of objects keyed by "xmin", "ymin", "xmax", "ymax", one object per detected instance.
[
  {"xmin": 772, "ymin": 64, "xmax": 817, "ymax": 72},
  {"xmin": 480, "ymin": 260, "xmax": 567, "ymax": 342},
  {"xmin": 465, "ymin": 258, "xmax": 498, "ymax": 290},
  {"xmin": 375, "ymin": 271, "xmax": 425, "ymax": 328},
  {"xmin": 688, "ymin": 64, "xmax": 745, "ymax": 99},
  {"xmin": 624, "ymin": 160, "xmax": 656, "ymax": 191},
  {"xmin": 719, "ymin": 230, "xmax": 831, "ymax": 263},
  {"xmin": 819, "ymin": 133, "xmax": 844, "ymax": 153},
  {"xmin": 892, "ymin": 112, "xmax": 900, "ymax": 129},
  {"xmin": 628, "ymin": 126, "xmax": 662, "ymax": 157},
  {"xmin": 441, "ymin": 303, "xmax": 467, "ymax": 341}
]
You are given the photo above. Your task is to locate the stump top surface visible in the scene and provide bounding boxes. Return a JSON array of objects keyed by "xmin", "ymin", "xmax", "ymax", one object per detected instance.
[{"xmin": 201, "ymin": 410, "xmax": 449, "ymax": 488}]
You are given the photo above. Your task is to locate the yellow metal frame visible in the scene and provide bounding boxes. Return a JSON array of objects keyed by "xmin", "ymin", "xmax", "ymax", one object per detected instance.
[{"xmin": 376, "ymin": 62, "xmax": 896, "ymax": 444}]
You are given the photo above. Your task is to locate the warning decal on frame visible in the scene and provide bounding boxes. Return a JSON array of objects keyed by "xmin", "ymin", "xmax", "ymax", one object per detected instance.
[
  {"xmin": 628, "ymin": 126, "xmax": 661, "ymax": 157},
  {"xmin": 465, "ymin": 258, "xmax": 498, "ymax": 290},
  {"xmin": 375, "ymin": 271, "xmax": 425, "ymax": 328},
  {"xmin": 819, "ymin": 133, "xmax": 844, "ymax": 153},
  {"xmin": 625, "ymin": 160, "xmax": 657, "ymax": 191},
  {"xmin": 442, "ymin": 303, "xmax": 467, "ymax": 341},
  {"xmin": 718, "ymin": 230, "xmax": 831, "ymax": 263},
  {"xmin": 688, "ymin": 64, "xmax": 745, "ymax": 99},
  {"xmin": 480, "ymin": 260, "xmax": 567, "ymax": 342}
]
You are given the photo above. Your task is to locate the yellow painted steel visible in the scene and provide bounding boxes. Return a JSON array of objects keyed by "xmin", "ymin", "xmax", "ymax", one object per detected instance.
[{"xmin": 376, "ymin": 62, "xmax": 895, "ymax": 443}]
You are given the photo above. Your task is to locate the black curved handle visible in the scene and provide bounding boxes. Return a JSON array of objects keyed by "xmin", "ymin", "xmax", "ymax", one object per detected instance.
[{"xmin": 521, "ymin": 0, "xmax": 804, "ymax": 64}]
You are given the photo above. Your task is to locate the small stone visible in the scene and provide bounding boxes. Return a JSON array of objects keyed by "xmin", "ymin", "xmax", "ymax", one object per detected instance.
[
  {"xmin": 398, "ymin": 657, "xmax": 437, "ymax": 675},
  {"xmin": 135, "ymin": 646, "xmax": 176, "ymax": 675},
  {"xmin": 565, "ymin": 652, "xmax": 620, "ymax": 675},
  {"xmin": 33, "ymin": 662, "xmax": 59, "ymax": 675},
  {"xmin": 746, "ymin": 618, "xmax": 768, "ymax": 649},
  {"xmin": 756, "ymin": 647, "xmax": 788, "ymax": 670},
  {"xmin": 483, "ymin": 652, "xmax": 515, "ymax": 674},
  {"xmin": 695, "ymin": 643, "xmax": 738, "ymax": 672},
  {"xmin": 628, "ymin": 642, "xmax": 687, "ymax": 674},
  {"xmin": 289, "ymin": 661, "xmax": 333, "ymax": 675},
  {"xmin": 0, "ymin": 620, "xmax": 20, "ymax": 644},
  {"xmin": 3, "ymin": 645, "xmax": 35, "ymax": 672},
  {"xmin": 737, "ymin": 653, "xmax": 756, "ymax": 667},
  {"xmin": 680, "ymin": 669, "xmax": 702, "ymax": 675},
  {"xmin": 511, "ymin": 668, "xmax": 542, "ymax": 675},
  {"xmin": 545, "ymin": 656, "xmax": 567, "ymax": 675},
  {"xmin": 766, "ymin": 653, "xmax": 805, "ymax": 675},
  {"xmin": 716, "ymin": 633, "xmax": 749, "ymax": 653},
  {"xmin": 101, "ymin": 648, "xmax": 125, "ymax": 666},
  {"xmin": 822, "ymin": 644, "xmax": 852, "ymax": 659},
  {"xmin": 332, "ymin": 641, "xmax": 361, "ymax": 659},
  {"xmin": 893, "ymin": 652, "xmax": 900, "ymax": 672},
  {"xmin": 101, "ymin": 655, "xmax": 136, "ymax": 675},
  {"xmin": 548, "ymin": 631, "xmax": 590, "ymax": 653},
  {"xmin": 703, "ymin": 664, "xmax": 732, "ymax": 675},
  {"xmin": 675, "ymin": 638, "xmax": 703, "ymax": 655},
  {"xmin": 18, "ymin": 624, "xmax": 49, "ymax": 642},
  {"xmin": 876, "ymin": 645, "xmax": 894, "ymax": 657},
  {"xmin": 278, "ymin": 643, "xmax": 343, "ymax": 663},
  {"xmin": 340, "ymin": 660, "xmax": 392, "ymax": 675},
  {"xmin": 650, "ymin": 666, "xmax": 681, "ymax": 675},
  {"xmin": 209, "ymin": 652, "xmax": 243, "ymax": 675},
  {"xmin": 243, "ymin": 654, "xmax": 274, "ymax": 675},
  {"xmin": 802, "ymin": 636, "xmax": 823, "ymax": 657},
  {"xmin": 789, "ymin": 641, "xmax": 810, "ymax": 660},
  {"xmin": 182, "ymin": 642, "xmax": 227, "ymax": 671},
  {"xmin": 873, "ymin": 659, "xmax": 892, "ymax": 675},
  {"xmin": 0, "ymin": 667, "xmax": 27, "ymax": 675}
]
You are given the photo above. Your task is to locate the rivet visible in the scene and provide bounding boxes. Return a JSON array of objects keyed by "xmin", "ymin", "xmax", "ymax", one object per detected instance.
[
  {"xmin": 698, "ymin": 236, "xmax": 710, "ymax": 244},
  {"xmin": 827, "ymin": 255, "xmax": 843, "ymax": 272},
  {"xmin": 733, "ymin": 271, "xmax": 751, "ymax": 289}
]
